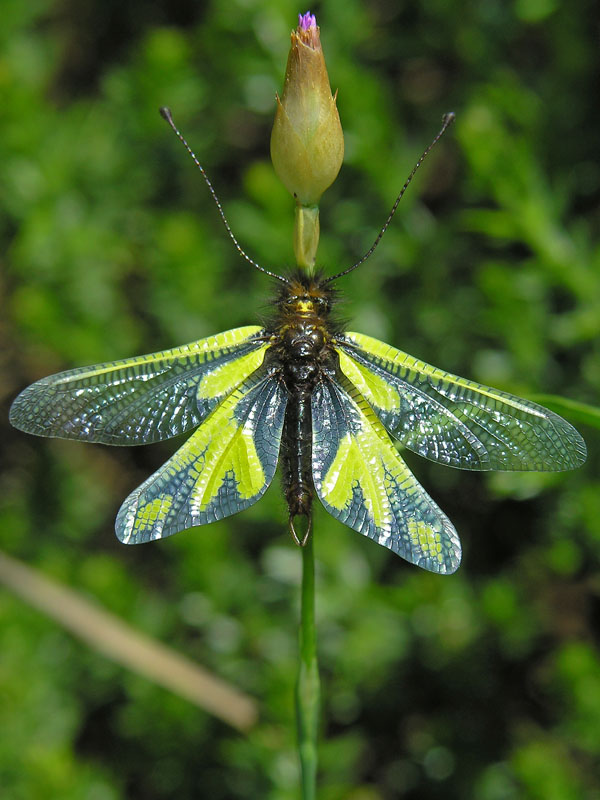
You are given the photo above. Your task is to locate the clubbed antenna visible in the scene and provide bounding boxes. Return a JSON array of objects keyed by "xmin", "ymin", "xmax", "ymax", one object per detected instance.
[
  {"xmin": 159, "ymin": 107, "xmax": 289, "ymax": 285},
  {"xmin": 323, "ymin": 112, "xmax": 456, "ymax": 285}
]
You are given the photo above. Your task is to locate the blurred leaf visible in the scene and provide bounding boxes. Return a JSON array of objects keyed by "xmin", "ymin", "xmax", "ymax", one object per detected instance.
[{"xmin": 531, "ymin": 395, "xmax": 600, "ymax": 430}]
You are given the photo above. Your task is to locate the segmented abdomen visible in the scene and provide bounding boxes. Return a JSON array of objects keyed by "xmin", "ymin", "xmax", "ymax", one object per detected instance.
[{"xmin": 281, "ymin": 386, "xmax": 314, "ymax": 529}]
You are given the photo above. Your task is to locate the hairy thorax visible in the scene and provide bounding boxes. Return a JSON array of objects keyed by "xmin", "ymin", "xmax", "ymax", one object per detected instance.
[{"xmin": 273, "ymin": 276, "xmax": 336, "ymax": 391}]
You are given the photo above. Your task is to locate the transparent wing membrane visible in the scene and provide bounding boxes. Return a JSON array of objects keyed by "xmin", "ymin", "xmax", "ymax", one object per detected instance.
[
  {"xmin": 337, "ymin": 332, "xmax": 586, "ymax": 472},
  {"xmin": 10, "ymin": 327, "xmax": 266, "ymax": 445}
]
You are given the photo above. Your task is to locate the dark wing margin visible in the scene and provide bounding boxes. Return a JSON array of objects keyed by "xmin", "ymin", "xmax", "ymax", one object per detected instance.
[
  {"xmin": 116, "ymin": 363, "xmax": 287, "ymax": 544},
  {"xmin": 336, "ymin": 332, "xmax": 586, "ymax": 472},
  {"xmin": 10, "ymin": 327, "xmax": 267, "ymax": 445},
  {"xmin": 312, "ymin": 371, "xmax": 461, "ymax": 574}
]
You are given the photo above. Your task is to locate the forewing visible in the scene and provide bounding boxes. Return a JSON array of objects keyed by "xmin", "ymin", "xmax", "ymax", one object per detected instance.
[
  {"xmin": 312, "ymin": 372, "xmax": 461, "ymax": 574},
  {"xmin": 116, "ymin": 363, "xmax": 287, "ymax": 544},
  {"xmin": 10, "ymin": 326, "xmax": 267, "ymax": 445},
  {"xmin": 336, "ymin": 332, "xmax": 586, "ymax": 472}
]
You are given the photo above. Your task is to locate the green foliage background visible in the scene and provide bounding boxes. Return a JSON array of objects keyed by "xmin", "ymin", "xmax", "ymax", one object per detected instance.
[{"xmin": 1, "ymin": 0, "xmax": 599, "ymax": 797}]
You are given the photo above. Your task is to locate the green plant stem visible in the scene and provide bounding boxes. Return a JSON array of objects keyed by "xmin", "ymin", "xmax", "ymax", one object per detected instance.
[{"xmin": 296, "ymin": 533, "xmax": 320, "ymax": 800}]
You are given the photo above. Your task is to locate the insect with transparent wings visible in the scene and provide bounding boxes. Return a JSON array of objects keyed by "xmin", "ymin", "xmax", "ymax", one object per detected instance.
[{"xmin": 10, "ymin": 111, "xmax": 586, "ymax": 574}]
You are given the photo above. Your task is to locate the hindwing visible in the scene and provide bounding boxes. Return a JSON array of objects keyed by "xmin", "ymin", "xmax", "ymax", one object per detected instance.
[
  {"xmin": 336, "ymin": 332, "xmax": 586, "ymax": 472},
  {"xmin": 312, "ymin": 371, "xmax": 461, "ymax": 574},
  {"xmin": 10, "ymin": 326, "xmax": 267, "ymax": 445},
  {"xmin": 117, "ymin": 362, "xmax": 287, "ymax": 544}
]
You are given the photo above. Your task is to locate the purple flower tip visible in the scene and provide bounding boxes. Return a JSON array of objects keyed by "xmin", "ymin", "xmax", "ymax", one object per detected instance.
[{"xmin": 298, "ymin": 11, "xmax": 317, "ymax": 30}]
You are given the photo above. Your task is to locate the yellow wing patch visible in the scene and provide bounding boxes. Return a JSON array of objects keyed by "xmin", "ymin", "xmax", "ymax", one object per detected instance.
[
  {"xmin": 197, "ymin": 346, "xmax": 267, "ymax": 402},
  {"xmin": 187, "ymin": 394, "xmax": 267, "ymax": 512},
  {"xmin": 336, "ymin": 349, "xmax": 398, "ymax": 413},
  {"xmin": 321, "ymin": 428, "xmax": 397, "ymax": 537},
  {"xmin": 135, "ymin": 496, "xmax": 174, "ymax": 536}
]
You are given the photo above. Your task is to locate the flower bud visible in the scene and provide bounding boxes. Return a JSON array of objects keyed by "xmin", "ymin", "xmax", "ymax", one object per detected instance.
[{"xmin": 270, "ymin": 12, "xmax": 344, "ymax": 207}]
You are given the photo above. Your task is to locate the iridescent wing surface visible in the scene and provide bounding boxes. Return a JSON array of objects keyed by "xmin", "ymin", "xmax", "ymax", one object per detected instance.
[
  {"xmin": 312, "ymin": 371, "xmax": 461, "ymax": 574},
  {"xmin": 10, "ymin": 326, "xmax": 267, "ymax": 445},
  {"xmin": 117, "ymin": 362, "xmax": 287, "ymax": 544},
  {"xmin": 336, "ymin": 332, "xmax": 586, "ymax": 472}
]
